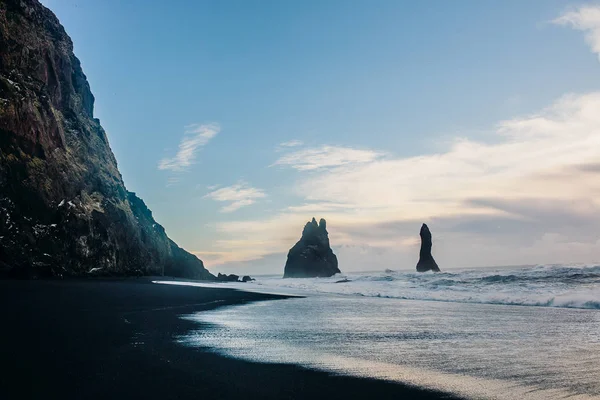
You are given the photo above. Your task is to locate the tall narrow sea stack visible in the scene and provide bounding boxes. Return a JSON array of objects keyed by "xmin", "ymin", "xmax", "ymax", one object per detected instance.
[
  {"xmin": 0, "ymin": 0, "xmax": 214, "ymax": 279},
  {"xmin": 283, "ymin": 218, "xmax": 340, "ymax": 278},
  {"xmin": 416, "ymin": 223, "xmax": 440, "ymax": 272}
]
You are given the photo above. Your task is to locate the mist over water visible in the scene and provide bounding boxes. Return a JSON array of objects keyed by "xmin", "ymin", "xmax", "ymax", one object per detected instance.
[{"xmin": 166, "ymin": 265, "xmax": 600, "ymax": 399}]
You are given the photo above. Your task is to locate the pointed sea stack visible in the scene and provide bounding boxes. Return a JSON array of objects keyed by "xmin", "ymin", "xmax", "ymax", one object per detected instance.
[
  {"xmin": 283, "ymin": 218, "xmax": 340, "ymax": 278},
  {"xmin": 416, "ymin": 223, "xmax": 440, "ymax": 272}
]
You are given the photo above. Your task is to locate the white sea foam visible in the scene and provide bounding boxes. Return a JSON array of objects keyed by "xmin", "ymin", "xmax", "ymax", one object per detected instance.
[
  {"xmin": 238, "ymin": 264, "xmax": 600, "ymax": 309},
  {"xmin": 161, "ymin": 264, "xmax": 600, "ymax": 399},
  {"xmin": 177, "ymin": 286, "xmax": 600, "ymax": 400}
]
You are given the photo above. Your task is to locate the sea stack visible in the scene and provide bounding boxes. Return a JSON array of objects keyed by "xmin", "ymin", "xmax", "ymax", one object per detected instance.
[
  {"xmin": 0, "ymin": 0, "xmax": 214, "ymax": 280},
  {"xmin": 283, "ymin": 218, "xmax": 340, "ymax": 278},
  {"xmin": 416, "ymin": 223, "xmax": 440, "ymax": 272}
]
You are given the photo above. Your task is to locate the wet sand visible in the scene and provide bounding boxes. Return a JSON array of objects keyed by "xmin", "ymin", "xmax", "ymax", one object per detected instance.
[{"xmin": 0, "ymin": 279, "xmax": 459, "ymax": 399}]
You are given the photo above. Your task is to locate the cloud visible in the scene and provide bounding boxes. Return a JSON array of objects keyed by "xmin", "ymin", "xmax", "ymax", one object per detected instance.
[
  {"xmin": 204, "ymin": 181, "xmax": 267, "ymax": 213},
  {"xmin": 553, "ymin": 5, "xmax": 600, "ymax": 59},
  {"xmin": 292, "ymin": 93, "xmax": 600, "ymax": 218},
  {"xmin": 209, "ymin": 90, "xmax": 600, "ymax": 269},
  {"xmin": 273, "ymin": 145, "xmax": 383, "ymax": 170},
  {"xmin": 198, "ymin": 8, "xmax": 600, "ymax": 271},
  {"xmin": 165, "ymin": 177, "xmax": 181, "ymax": 187},
  {"xmin": 278, "ymin": 140, "xmax": 304, "ymax": 147},
  {"xmin": 158, "ymin": 123, "xmax": 220, "ymax": 171},
  {"xmin": 191, "ymin": 250, "xmax": 275, "ymax": 267},
  {"xmin": 285, "ymin": 202, "xmax": 357, "ymax": 213},
  {"xmin": 575, "ymin": 162, "xmax": 600, "ymax": 173}
]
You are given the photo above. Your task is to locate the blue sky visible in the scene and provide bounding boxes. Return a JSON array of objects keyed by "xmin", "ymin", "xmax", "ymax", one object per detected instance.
[{"xmin": 42, "ymin": 0, "xmax": 600, "ymax": 274}]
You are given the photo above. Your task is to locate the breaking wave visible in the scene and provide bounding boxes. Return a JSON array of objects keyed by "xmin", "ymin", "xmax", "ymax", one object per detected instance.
[{"xmin": 249, "ymin": 264, "xmax": 600, "ymax": 309}]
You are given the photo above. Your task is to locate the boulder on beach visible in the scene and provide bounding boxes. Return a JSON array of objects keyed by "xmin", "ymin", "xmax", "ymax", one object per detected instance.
[
  {"xmin": 216, "ymin": 273, "xmax": 255, "ymax": 282},
  {"xmin": 217, "ymin": 273, "xmax": 240, "ymax": 282},
  {"xmin": 283, "ymin": 218, "xmax": 340, "ymax": 278},
  {"xmin": 416, "ymin": 223, "xmax": 440, "ymax": 273}
]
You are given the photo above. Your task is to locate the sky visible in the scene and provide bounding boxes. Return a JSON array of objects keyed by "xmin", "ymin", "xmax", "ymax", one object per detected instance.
[{"xmin": 41, "ymin": 0, "xmax": 600, "ymax": 274}]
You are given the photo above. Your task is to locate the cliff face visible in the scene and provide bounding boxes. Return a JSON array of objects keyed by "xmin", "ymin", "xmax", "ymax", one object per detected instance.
[
  {"xmin": 416, "ymin": 223, "xmax": 440, "ymax": 273},
  {"xmin": 0, "ymin": 0, "xmax": 214, "ymax": 279},
  {"xmin": 283, "ymin": 218, "xmax": 340, "ymax": 278}
]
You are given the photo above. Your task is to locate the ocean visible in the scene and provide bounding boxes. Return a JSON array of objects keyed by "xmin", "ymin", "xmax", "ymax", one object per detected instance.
[{"xmin": 157, "ymin": 265, "xmax": 600, "ymax": 399}]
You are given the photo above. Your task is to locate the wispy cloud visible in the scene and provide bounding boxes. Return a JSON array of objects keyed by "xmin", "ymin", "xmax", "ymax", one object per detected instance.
[
  {"xmin": 166, "ymin": 177, "xmax": 181, "ymax": 187},
  {"xmin": 211, "ymin": 31, "xmax": 600, "ymax": 268},
  {"xmin": 204, "ymin": 181, "xmax": 267, "ymax": 213},
  {"xmin": 273, "ymin": 145, "xmax": 383, "ymax": 170},
  {"xmin": 278, "ymin": 140, "xmax": 304, "ymax": 147},
  {"xmin": 197, "ymin": 8, "xmax": 600, "ymax": 271},
  {"xmin": 289, "ymin": 92, "xmax": 600, "ymax": 221},
  {"xmin": 158, "ymin": 123, "xmax": 220, "ymax": 171},
  {"xmin": 553, "ymin": 5, "xmax": 600, "ymax": 59}
]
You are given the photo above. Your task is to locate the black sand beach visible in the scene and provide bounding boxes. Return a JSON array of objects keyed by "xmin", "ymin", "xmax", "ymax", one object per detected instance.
[{"xmin": 0, "ymin": 280, "xmax": 459, "ymax": 399}]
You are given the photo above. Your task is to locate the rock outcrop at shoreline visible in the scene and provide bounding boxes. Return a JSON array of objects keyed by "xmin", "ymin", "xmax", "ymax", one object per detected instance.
[
  {"xmin": 216, "ymin": 273, "xmax": 255, "ymax": 282},
  {"xmin": 0, "ymin": 0, "xmax": 214, "ymax": 280},
  {"xmin": 217, "ymin": 273, "xmax": 240, "ymax": 282},
  {"xmin": 416, "ymin": 224, "xmax": 440, "ymax": 272},
  {"xmin": 283, "ymin": 218, "xmax": 340, "ymax": 278}
]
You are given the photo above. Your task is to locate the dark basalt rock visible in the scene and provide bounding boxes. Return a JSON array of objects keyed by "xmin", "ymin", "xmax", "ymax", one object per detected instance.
[
  {"xmin": 241, "ymin": 275, "xmax": 254, "ymax": 282},
  {"xmin": 283, "ymin": 217, "xmax": 340, "ymax": 278},
  {"xmin": 0, "ymin": 0, "xmax": 214, "ymax": 280},
  {"xmin": 416, "ymin": 224, "xmax": 440, "ymax": 273},
  {"xmin": 217, "ymin": 273, "xmax": 240, "ymax": 282},
  {"xmin": 335, "ymin": 278, "xmax": 351, "ymax": 283}
]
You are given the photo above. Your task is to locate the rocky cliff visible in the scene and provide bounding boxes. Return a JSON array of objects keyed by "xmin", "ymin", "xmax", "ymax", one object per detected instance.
[
  {"xmin": 0, "ymin": 0, "xmax": 214, "ymax": 279},
  {"xmin": 283, "ymin": 218, "xmax": 340, "ymax": 278},
  {"xmin": 416, "ymin": 223, "xmax": 440, "ymax": 272}
]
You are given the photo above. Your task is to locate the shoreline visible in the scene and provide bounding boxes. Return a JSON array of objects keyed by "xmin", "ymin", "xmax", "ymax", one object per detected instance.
[{"xmin": 0, "ymin": 279, "xmax": 460, "ymax": 399}]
